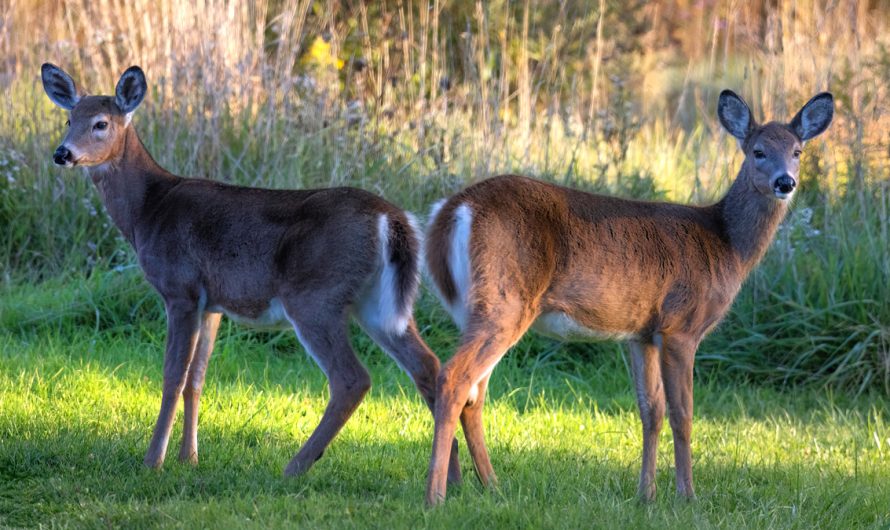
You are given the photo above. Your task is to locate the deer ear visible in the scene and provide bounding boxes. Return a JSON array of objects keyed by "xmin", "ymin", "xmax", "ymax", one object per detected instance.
[
  {"xmin": 717, "ymin": 90, "xmax": 755, "ymax": 141},
  {"xmin": 790, "ymin": 92, "xmax": 833, "ymax": 141},
  {"xmin": 41, "ymin": 63, "xmax": 80, "ymax": 110},
  {"xmin": 114, "ymin": 66, "xmax": 147, "ymax": 115}
]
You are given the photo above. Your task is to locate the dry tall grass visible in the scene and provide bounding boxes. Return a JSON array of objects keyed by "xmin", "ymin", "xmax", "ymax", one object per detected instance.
[
  {"xmin": 4, "ymin": 1, "xmax": 887, "ymax": 190},
  {"xmin": 1, "ymin": 0, "xmax": 888, "ymax": 390}
]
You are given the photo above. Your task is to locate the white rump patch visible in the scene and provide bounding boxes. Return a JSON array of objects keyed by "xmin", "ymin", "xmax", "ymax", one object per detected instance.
[
  {"xmin": 428, "ymin": 199, "xmax": 446, "ymax": 225},
  {"xmin": 424, "ymin": 201, "xmax": 473, "ymax": 331},
  {"xmin": 405, "ymin": 211, "xmax": 422, "ymax": 258},
  {"xmin": 447, "ymin": 204, "xmax": 473, "ymax": 331},
  {"xmin": 532, "ymin": 312, "xmax": 634, "ymax": 342},
  {"xmin": 355, "ymin": 214, "xmax": 412, "ymax": 337},
  {"xmin": 422, "ymin": 200, "xmax": 445, "ymax": 265}
]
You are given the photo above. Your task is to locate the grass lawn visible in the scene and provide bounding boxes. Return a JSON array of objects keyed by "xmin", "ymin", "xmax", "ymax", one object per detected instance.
[{"xmin": 1, "ymin": 278, "xmax": 888, "ymax": 529}]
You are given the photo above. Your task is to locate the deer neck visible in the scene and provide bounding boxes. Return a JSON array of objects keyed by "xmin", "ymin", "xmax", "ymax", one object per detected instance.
[
  {"xmin": 719, "ymin": 164, "xmax": 789, "ymax": 271},
  {"xmin": 87, "ymin": 126, "xmax": 178, "ymax": 247}
]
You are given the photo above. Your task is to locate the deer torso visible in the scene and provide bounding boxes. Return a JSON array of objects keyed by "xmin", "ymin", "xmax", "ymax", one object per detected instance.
[
  {"xmin": 87, "ymin": 127, "xmax": 397, "ymax": 327},
  {"xmin": 434, "ymin": 174, "xmax": 788, "ymax": 342}
]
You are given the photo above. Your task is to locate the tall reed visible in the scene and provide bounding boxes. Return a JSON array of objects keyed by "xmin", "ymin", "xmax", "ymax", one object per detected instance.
[{"xmin": 1, "ymin": 0, "xmax": 887, "ymax": 391}]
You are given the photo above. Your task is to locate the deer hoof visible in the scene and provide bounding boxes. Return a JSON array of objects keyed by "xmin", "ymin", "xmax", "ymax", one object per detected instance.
[
  {"xmin": 177, "ymin": 449, "xmax": 198, "ymax": 466},
  {"xmin": 143, "ymin": 454, "xmax": 165, "ymax": 469}
]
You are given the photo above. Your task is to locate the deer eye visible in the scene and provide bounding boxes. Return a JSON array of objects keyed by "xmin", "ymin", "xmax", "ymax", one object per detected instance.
[
  {"xmin": 753, "ymin": 149, "xmax": 766, "ymax": 160},
  {"xmin": 793, "ymin": 150, "xmax": 802, "ymax": 159},
  {"xmin": 94, "ymin": 121, "xmax": 108, "ymax": 131}
]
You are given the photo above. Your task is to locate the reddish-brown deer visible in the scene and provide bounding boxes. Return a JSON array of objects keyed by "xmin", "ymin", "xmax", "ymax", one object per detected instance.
[
  {"xmin": 40, "ymin": 63, "xmax": 461, "ymax": 482},
  {"xmin": 423, "ymin": 90, "xmax": 833, "ymax": 505}
]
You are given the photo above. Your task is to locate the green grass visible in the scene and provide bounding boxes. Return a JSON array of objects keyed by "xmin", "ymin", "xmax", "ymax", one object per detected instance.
[
  {"xmin": 2, "ymin": 278, "xmax": 888, "ymax": 529},
  {"xmin": 3, "ymin": 0, "xmax": 889, "ymax": 391},
  {"xmin": 3, "ymin": 2, "xmax": 888, "ymax": 527}
]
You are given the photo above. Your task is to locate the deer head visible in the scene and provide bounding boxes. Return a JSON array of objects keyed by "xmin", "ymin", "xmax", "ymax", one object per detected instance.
[
  {"xmin": 718, "ymin": 90, "xmax": 834, "ymax": 200},
  {"xmin": 41, "ymin": 63, "xmax": 147, "ymax": 168}
]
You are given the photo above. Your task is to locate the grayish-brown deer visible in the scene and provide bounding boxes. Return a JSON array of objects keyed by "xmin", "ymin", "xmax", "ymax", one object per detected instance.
[
  {"xmin": 423, "ymin": 90, "xmax": 833, "ymax": 505},
  {"xmin": 40, "ymin": 63, "xmax": 461, "ymax": 482}
]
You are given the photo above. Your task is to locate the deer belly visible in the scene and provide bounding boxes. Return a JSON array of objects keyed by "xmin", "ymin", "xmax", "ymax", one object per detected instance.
[
  {"xmin": 532, "ymin": 312, "xmax": 633, "ymax": 342},
  {"xmin": 207, "ymin": 297, "xmax": 291, "ymax": 330}
]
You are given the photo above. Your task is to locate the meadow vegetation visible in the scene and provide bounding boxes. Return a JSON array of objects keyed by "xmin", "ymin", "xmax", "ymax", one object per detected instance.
[
  {"xmin": 1, "ymin": 1, "xmax": 889, "ymax": 527},
  {"xmin": 2, "ymin": 277, "xmax": 889, "ymax": 528}
]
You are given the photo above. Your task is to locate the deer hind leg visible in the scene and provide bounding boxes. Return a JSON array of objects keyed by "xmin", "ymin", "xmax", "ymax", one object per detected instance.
[
  {"xmin": 356, "ymin": 315, "xmax": 463, "ymax": 485},
  {"xmin": 178, "ymin": 311, "xmax": 222, "ymax": 465},
  {"xmin": 426, "ymin": 310, "xmax": 532, "ymax": 506},
  {"xmin": 144, "ymin": 300, "xmax": 203, "ymax": 469},
  {"xmin": 629, "ymin": 339, "xmax": 666, "ymax": 502},
  {"xmin": 282, "ymin": 304, "xmax": 371, "ymax": 478},
  {"xmin": 459, "ymin": 371, "xmax": 495, "ymax": 487},
  {"xmin": 660, "ymin": 333, "xmax": 699, "ymax": 499}
]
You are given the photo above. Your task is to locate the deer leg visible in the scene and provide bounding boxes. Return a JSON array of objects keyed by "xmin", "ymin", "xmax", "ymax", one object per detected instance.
[
  {"xmin": 357, "ymin": 317, "xmax": 462, "ymax": 485},
  {"xmin": 283, "ymin": 310, "xmax": 371, "ymax": 478},
  {"xmin": 178, "ymin": 311, "xmax": 222, "ymax": 464},
  {"xmin": 426, "ymin": 317, "xmax": 529, "ymax": 506},
  {"xmin": 660, "ymin": 333, "xmax": 698, "ymax": 499},
  {"xmin": 459, "ymin": 372, "xmax": 495, "ymax": 488},
  {"xmin": 629, "ymin": 339, "xmax": 665, "ymax": 502},
  {"xmin": 144, "ymin": 301, "xmax": 202, "ymax": 469}
]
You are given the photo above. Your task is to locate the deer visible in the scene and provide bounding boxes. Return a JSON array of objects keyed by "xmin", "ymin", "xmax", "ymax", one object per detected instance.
[
  {"xmin": 422, "ymin": 90, "xmax": 833, "ymax": 505},
  {"xmin": 40, "ymin": 63, "xmax": 461, "ymax": 483}
]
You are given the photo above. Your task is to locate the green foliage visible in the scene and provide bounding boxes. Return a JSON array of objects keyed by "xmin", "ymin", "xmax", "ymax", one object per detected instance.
[
  {"xmin": 695, "ymin": 184, "xmax": 890, "ymax": 392},
  {"xmin": 1, "ymin": 291, "xmax": 888, "ymax": 527},
  {"xmin": 2, "ymin": 1, "xmax": 889, "ymax": 526},
  {"xmin": 1, "ymin": 1, "xmax": 888, "ymax": 404}
]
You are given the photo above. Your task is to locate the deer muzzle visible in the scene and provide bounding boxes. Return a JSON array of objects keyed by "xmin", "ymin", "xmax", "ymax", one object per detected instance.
[
  {"xmin": 774, "ymin": 175, "xmax": 796, "ymax": 195},
  {"xmin": 53, "ymin": 146, "xmax": 73, "ymax": 166}
]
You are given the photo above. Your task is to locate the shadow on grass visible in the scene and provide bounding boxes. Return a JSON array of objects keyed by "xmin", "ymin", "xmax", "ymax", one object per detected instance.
[
  {"xmin": 4, "ymin": 311, "xmax": 888, "ymax": 431},
  {"xmin": 6, "ymin": 273, "xmax": 886, "ymax": 422},
  {"xmin": 3, "ymin": 320, "xmax": 888, "ymax": 526},
  {"xmin": 2, "ymin": 418, "xmax": 887, "ymax": 529},
  {"xmin": 0, "ymin": 424, "xmax": 617, "ymax": 524},
  {"xmin": 4, "ymin": 272, "xmax": 889, "ymax": 423}
]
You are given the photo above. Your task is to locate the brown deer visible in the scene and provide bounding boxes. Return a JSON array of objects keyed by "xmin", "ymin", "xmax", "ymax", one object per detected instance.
[
  {"xmin": 423, "ymin": 90, "xmax": 833, "ymax": 505},
  {"xmin": 40, "ymin": 63, "xmax": 461, "ymax": 482}
]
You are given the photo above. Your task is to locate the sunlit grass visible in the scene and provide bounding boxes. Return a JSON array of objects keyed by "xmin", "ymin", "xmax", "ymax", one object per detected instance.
[
  {"xmin": 2, "ymin": 1, "xmax": 889, "ymax": 526},
  {"xmin": 1, "ymin": 281, "xmax": 889, "ymax": 528}
]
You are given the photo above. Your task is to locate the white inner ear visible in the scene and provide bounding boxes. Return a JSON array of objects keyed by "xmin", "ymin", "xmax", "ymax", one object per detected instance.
[{"xmin": 123, "ymin": 112, "xmax": 133, "ymax": 126}]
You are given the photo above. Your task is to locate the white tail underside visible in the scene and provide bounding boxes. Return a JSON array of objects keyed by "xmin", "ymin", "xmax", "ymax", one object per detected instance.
[{"xmin": 354, "ymin": 213, "xmax": 413, "ymax": 337}]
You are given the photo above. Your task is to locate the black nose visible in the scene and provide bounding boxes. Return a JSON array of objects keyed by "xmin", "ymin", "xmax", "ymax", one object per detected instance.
[
  {"xmin": 775, "ymin": 175, "xmax": 796, "ymax": 194},
  {"xmin": 53, "ymin": 146, "xmax": 72, "ymax": 166}
]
